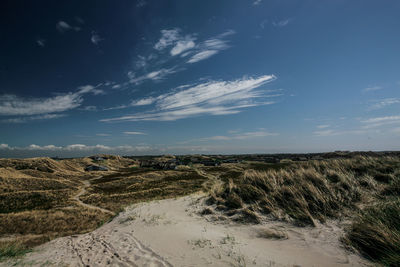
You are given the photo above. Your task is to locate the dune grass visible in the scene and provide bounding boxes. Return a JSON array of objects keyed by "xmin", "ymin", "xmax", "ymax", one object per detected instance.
[
  {"xmin": 203, "ymin": 156, "xmax": 400, "ymax": 265},
  {"xmin": 0, "ymin": 242, "xmax": 31, "ymax": 261},
  {"xmin": 81, "ymin": 170, "xmax": 207, "ymax": 212},
  {"xmin": 0, "ymin": 154, "xmax": 399, "ymax": 265},
  {"xmin": 344, "ymin": 200, "xmax": 400, "ymax": 266},
  {"xmin": 0, "ymin": 158, "xmax": 207, "ymax": 258}
]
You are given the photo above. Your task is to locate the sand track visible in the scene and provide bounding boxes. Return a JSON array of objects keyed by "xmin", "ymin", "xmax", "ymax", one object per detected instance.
[
  {"xmin": 72, "ymin": 178, "xmax": 115, "ymax": 215},
  {"xmin": 2, "ymin": 195, "xmax": 372, "ymax": 267}
]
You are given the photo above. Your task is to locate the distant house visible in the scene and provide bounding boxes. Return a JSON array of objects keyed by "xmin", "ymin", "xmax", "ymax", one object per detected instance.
[
  {"xmin": 139, "ymin": 160, "xmax": 177, "ymax": 170},
  {"xmin": 222, "ymin": 159, "xmax": 240, "ymax": 163},
  {"xmin": 85, "ymin": 165, "xmax": 108, "ymax": 171},
  {"xmin": 89, "ymin": 156, "xmax": 106, "ymax": 161},
  {"xmin": 201, "ymin": 160, "xmax": 221, "ymax": 166}
]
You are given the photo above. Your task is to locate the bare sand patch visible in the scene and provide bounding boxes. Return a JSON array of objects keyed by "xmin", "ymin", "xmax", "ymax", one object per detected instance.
[{"xmin": 2, "ymin": 194, "xmax": 372, "ymax": 267}]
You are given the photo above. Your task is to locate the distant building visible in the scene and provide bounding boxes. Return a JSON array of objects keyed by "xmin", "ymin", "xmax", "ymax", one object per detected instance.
[
  {"xmin": 85, "ymin": 165, "xmax": 108, "ymax": 171},
  {"xmin": 201, "ymin": 160, "xmax": 221, "ymax": 166}
]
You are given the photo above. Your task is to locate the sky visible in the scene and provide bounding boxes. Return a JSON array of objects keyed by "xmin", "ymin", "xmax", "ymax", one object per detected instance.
[{"xmin": 0, "ymin": 0, "xmax": 400, "ymax": 158}]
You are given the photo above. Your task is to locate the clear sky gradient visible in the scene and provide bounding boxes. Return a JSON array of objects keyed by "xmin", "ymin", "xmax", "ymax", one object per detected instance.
[{"xmin": 1, "ymin": 0, "xmax": 400, "ymax": 157}]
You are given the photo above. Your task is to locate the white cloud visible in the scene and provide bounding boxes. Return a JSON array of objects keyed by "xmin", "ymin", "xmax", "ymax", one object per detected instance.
[
  {"xmin": 361, "ymin": 115, "xmax": 400, "ymax": 129},
  {"xmin": 28, "ymin": 144, "xmax": 62, "ymax": 150},
  {"xmin": 91, "ymin": 31, "xmax": 104, "ymax": 45},
  {"xmin": 369, "ymin": 98, "xmax": 400, "ymax": 110},
  {"xmin": 187, "ymin": 50, "xmax": 218, "ymax": 63},
  {"xmin": 154, "ymin": 29, "xmax": 181, "ymax": 50},
  {"xmin": 56, "ymin": 21, "xmax": 80, "ymax": 33},
  {"xmin": 171, "ymin": 38, "xmax": 196, "ymax": 56},
  {"xmin": 124, "ymin": 30, "xmax": 234, "ymax": 87},
  {"xmin": 253, "ymin": 0, "xmax": 262, "ymax": 5},
  {"xmin": 1, "ymin": 114, "xmax": 67, "ymax": 123},
  {"xmin": 129, "ymin": 68, "xmax": 177, "ymax": 85},
  {"xmin": 77, "ymin": 85, "xmax": 105, "ymax": 95},
  {"xmin": 363, "ymin": 86, "xmax": 382, "ymax": 92},
  {"xmin": 313, "ymin": 129, "xmax": 366, "ymax": 136},
  {"xmin": 0, "ymin": 144, "xmax": 10, "ymax": 150},
  {"xmin": 272, "ymin": 19, "xmax": 292, "ymax": 27},
  {"xmin": 316, "ymin": 124, "xmax": 330, "ymax": 129},
  {"xmin": 36, "ymin": 38, "xmax": 45, "ymax": 47},
  {"xmin": 199, "ymin": 131, "xmax": 278, "ymax": 141},
  {"xmin": 101, "ymin": 75, "xmax": 278, "ymax": 122},
  {"xmin": 0, "ymin": 85, "xmax": 102, "ymax": 118},
  {"xmin": 80, "ymin": 106, "xmax": 97, "ymax": 111},
  {"xmin": 123, "ymin": 131, "xmax": 147, "ymax": 135},
  {"xmin": 131, "ymin": 97, "xmax": 156, "ymax": 106},
  {"xmin": 0, "ymin": 94, "xmax": 82, "ymax": 116},
  {"xmin": 153, "ymin": 28, "xmax": 233, "ymax": 63},
  {"xmin": 154, "ymin": 28, "xmax": 197, "ymax": 56},
  {"xmin": 186, "ymin": 30, "xmax": 234, "ymax": 63},
  {"xmin": 0, "ymin": 144, "xmax": 155, "ymax": 153}
]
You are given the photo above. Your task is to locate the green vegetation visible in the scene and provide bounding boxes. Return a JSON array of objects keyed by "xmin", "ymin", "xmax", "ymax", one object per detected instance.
[{"xmin": 0, "ymin": 242, "xmax": 32, "ymax": 261}]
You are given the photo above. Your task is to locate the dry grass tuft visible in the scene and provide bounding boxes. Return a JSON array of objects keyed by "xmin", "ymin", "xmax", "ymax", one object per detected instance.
[
  {"xmin": 343, "ymin": 200, "xmax": 400, "ymax": 266},
  {"xmin": 203, "ymin": 156, "xmax": 400, "ymax": 265},
  {"xmin": 256, "ymin": 228, "xmax": 288, "ymax": 240}
]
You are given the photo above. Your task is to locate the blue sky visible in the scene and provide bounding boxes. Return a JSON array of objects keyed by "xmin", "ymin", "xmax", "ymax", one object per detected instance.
[{"xmin": 1, "ymin": 0, "xmax": 400, "ymax": 157}]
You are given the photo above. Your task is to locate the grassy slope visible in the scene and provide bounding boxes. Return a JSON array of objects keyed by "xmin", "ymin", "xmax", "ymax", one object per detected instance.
[
  {"xmin": 0, "ymin": 158, "xmax": 208, "ymax": 261},
  {"xmin": 1, "ymin": 155, "xmax": 399, "ymax": 265},
  {"xmin": 203, "ymin": 156, "xmax": 400, "ymax": 265}
]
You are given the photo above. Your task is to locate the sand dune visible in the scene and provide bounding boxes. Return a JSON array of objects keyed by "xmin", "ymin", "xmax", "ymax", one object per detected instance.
[{"xmin": 2, "ymin": 194, "xmax": 372, "ymax": 267}]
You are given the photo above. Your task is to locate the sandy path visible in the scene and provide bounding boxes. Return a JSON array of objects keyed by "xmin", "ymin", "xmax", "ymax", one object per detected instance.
[
  {"xmin": 3, "ymin": 194, "xmax": 372, "ymax": 267},
  {"xmin": 72, "ymin": 178, "xmax": 115, "ymax": 215}
]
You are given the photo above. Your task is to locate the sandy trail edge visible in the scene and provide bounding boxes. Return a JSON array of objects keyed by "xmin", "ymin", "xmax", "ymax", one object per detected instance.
[
  {"xmin": 2, "ymin": 195, "xmax": 372, "ymax": 267},
  {"xmin": 72, "ymin": 178, "xmax": 115, "ymax": 215}
]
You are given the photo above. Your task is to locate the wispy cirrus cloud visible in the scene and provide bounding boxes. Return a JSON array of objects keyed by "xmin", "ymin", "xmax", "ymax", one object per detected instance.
[
  {"xmin": 101, "ymin": 75, "xmax": 278, "ymax": 122},
  {"xmin": 361, "ymin": 115, "xmax": 400, "ymax": 129},
  {"xmin": 128, "ymin": 29, "xmax": 235, "ymax": 85},
  {"xmin": 128, "ymin": 68, "xmax": 177, "ymax": 85},
  {"xmin": 96, "ymin": 133, "xmax": 110, "ymax": 137},
  {"xmin": 363, "ymin": 85, "xmax": 383, "ymax": 92},
  {"xmin": 153, "ymin": 28, "xmax": 197, "ymax": 56},
  {"xmin": 272, "ymin": 19, "xmax": 292, "ymax": 27},
  {"xmin": 0, "ymin": 85, "xmax": 104, "ymax": 123},
  {"xmin": 187, "ymin": 30, "xmax": 234, "ymax": 63},
  {"xmin": 187, "ymin": 50, "xmax": 218, "ymax": 64},
  {"xmin": 56, "ymin": 21, "xmax": 81, "ymax": 33},
  {"xmin": 131, "ymin": 97, "xmax": 157, "ymax": 106},
  {"xmin": 123, "ymin": 131, "xmax": 147, "ymax": 135},
  {"xmin": 91, "ymin": 31, "xmax": 104, "ymax": 45},
  {"xmin": 313, "ymin": 129, "xmax": 366, "ymax": 136},
  {"xmin": 369, "ymin": 98, "xmax": 400, "ymax": 110},
  {"xmin": 1, "ymin": 114, "xmax": 66, "ymax": 124},
  {"xmin": 36, "ymin": 38, "xmax": 46, "ymax": 47},
  {"xmin": 198, "ymin": 130, "xmax": 278, "ymax": 141},
  {"xmin": 154, "ymin": 29, "xmax": 181, "ymax": 50}
]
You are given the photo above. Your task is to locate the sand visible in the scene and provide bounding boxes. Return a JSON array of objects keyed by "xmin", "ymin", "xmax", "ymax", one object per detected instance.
[{"xmin": 2, "ymin": 194, "xmax": 372, "ymax": 267}]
